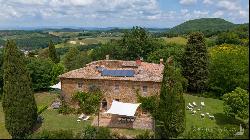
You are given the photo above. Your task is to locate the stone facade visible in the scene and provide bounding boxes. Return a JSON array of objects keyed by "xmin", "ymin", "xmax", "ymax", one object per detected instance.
[
  {"xmin": 61, "ymin": 78, "xmax": 161, "ymax": 110},
  {"xmin": 59, "ymin": 59, "xmax": 164, "ymax": 112}
]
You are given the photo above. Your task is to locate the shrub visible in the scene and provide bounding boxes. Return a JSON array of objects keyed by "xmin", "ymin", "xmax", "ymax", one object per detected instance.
[
  {"xmin": 72, "ymin": 91, "xmax": 102, "ymax": 115},
  {"xmin": 136, "ymin": 92, "xmax": 158, "ymax": 117},
  {"xmin": 223, "ymin": 87, "xmax": 249, "ymax": 120},
  {"xmin": 135, "ymin": 130, "xmax": 154, "ymax": 139},
  {"xmin": 75, "ymin": 124, "xmax": 113, "ymax": 139},
  {"xmin": 58, "ymin": 100, "xmax": 75, "ymax": 115},
  {"xmin": 95, "ymin": 127, "xmax": 113, "ymax": 139},
  {"xmin": 183, "ymin": 126, "xmax": 238, "ymax": 139},
  {"xmin": 31, "ymin": 129, "xmax": 74, "ymax": 139},
  {"xmin": 208, "ymin": 44, "xmax": 248, "ymax": 96}
]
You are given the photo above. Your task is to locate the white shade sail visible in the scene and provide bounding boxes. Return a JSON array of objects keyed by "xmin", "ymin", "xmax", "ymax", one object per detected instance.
[
  {"xmin": 50, "ymin": 82, "xmax": 61, "ymax": 89},
  {"xmin": 104, "ymin": 100, "xmax": 141, "ymax": 117}
]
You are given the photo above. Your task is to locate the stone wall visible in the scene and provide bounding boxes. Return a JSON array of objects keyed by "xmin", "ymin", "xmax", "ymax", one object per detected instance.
[{"xmin": 60, "ymin": 78, "xmax": 161, "ymax": 110}]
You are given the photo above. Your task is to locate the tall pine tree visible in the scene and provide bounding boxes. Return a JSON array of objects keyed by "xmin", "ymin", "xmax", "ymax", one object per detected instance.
[
  {"xmin": 48, "ymin": 40, "xmax": 60, "ymax": 63},
  {"xmin": 2, "ymin": 40, "xmax": 37, "ymax": 138},
  {"xmin": 182, "ymin": 32, "xmax": 209, "ymax": 92},
  {"xmin": 156, "ymin": 57, "xmax": 185, "ymax": 139}
]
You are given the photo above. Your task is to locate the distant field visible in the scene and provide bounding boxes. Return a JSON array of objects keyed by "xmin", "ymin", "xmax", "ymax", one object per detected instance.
[
  {"xmin": 1, "ymin": 92, "xmax": 244, "ymax": 139},
  {"xmin": 56, "ymin": 37, "xmax": 121, "ymax": 48},
  {"xmin": 161, "ymin": 36, "xmax": 187, "ymax": 45}
]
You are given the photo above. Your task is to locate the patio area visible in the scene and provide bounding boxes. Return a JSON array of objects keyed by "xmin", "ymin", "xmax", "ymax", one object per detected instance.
[{"xmin": 92, "ymin": 113, "xmax": 153, "ymax": 130}]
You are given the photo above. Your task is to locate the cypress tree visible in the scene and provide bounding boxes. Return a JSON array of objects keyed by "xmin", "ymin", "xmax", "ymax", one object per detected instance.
[
  {"xmin": 48, "ymin": 40, "xmax": 60, "ymax": 63},
  {"xmin": 156, "ymin": 57, "xmax": 185, "ymax": 139},
  {"xmin": 2, "ymin": 40, "xmax": 38, "ymax": 139},
  {"xmin": 182, "ymin": 32, "xmax": 209, "ymax": 92}
]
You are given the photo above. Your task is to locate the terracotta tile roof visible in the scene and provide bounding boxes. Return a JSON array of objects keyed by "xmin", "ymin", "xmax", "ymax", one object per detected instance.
[{"xmin": 59, "ymin": 60, "xmax": 164, "ymax": 82}]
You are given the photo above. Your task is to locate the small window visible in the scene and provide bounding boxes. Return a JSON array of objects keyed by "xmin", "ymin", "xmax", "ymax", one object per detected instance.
[
  {"xmin": 143, "ymin": 86, "xmax": 147, "ymax": 94},
  {"xmin": 115, "ymin": 99, "xmax": 120, "ymax": 101},
  {"xmin": 88, "ymin": 84, "xmax": 99, "ymax": 92},
  {"xmin": 78, "ymin": 82, "xmax": 83, "ymax": 88},
  {"xmin": 115, "ymin": 84, "xmax": 119, "ymax": 91}
]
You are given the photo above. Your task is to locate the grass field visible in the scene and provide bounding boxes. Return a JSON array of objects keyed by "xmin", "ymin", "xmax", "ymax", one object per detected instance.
[
  {"xmin": 0, "ymin": 92, "xmax": 244, "ymax": 139},
  {"xmin": 183, "ymin": 94, "xmax": 242, "ymax": 132},
  {"xmin": 161, "ymin": 36, "xmax": 188, "ymax": 45},
  {"xmin": 55, "ymin": 37, "xmax": 121, "ymax": 48}
]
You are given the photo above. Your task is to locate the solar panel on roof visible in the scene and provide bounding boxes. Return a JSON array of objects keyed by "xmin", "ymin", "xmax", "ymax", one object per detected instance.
[
  {"xmin": 101, "ymin": 69, "xmax": 135, "ymax": 77},
  {"xmin": 96, "ymin": 66, "xmax": 105, "ymax": 72}
]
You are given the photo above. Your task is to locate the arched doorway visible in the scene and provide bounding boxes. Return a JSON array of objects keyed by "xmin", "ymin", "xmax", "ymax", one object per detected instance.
[{"xmin": 101, "ymin": 99, "xmax": 108, "ymax": 111}]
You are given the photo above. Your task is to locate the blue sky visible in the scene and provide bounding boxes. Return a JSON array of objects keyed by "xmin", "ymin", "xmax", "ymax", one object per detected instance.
[{"xmin": 0, "ymin": 0, "xmax": 249, "ymax": 29}]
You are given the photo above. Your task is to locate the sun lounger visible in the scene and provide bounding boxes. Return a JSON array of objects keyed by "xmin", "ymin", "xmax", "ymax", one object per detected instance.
[
  {"xmin": 192, "ymin": 110, "xmax": 196, "ymax": 115},
  {"xmin": 209, "ymin": 115, "xmax": 215, "ymax": 120},
  {"xmin": 201, "ymin": 102, "xmax": 205, "ymax": 106},
  {"xmin": 188, "ymin": 103, "xmax": 194, "ymax": 108},
  {"xmin": 78, "ymin": 113, "xmax": 85, "ymax": 119},
  {"xmin": 83, "ymin": 116, "xmax": 90, "ymax": 121},
  {"xmin": 193, "ymin": 102, "xmax": 197, "ymax": 106},
  {"xmin": 206, "ymin": 112, "xmax": 209, "ymax": 115}
]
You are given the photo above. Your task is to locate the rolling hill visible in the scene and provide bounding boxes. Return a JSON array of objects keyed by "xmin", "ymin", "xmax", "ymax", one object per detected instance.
[{"xmin": 168, "ymin": 18, "xmax": 236, "ymax": 35}]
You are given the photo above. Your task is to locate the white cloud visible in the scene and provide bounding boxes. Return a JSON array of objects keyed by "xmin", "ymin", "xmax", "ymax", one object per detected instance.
[
  {"xmin": 212, "ymin": 11, "xmax": 224, "ymax": 17},
  {"xmin": 181, "ymin": 9, "xmax": 189, "ymax": 14},
  {"xmin": 0, "ymin": 0, "xmax": 248, "ymax": 27},
  {"xmin": 193, "ymin": 10, "xmax": 209, "ymax": 18},
  {"xmin": 203, "ymin": 0, "xmax": 213, "ymax": 4},
  {"xmin": 179, "ymin": 0, "xmax": 197, "ymax": 5},
  {"xmin": 0, "ymin": 0, "xmax": 161, "ymax": 21},
  {"xmin": 217, "ymin": 0, "xmax": 241, "ymax": 11}
]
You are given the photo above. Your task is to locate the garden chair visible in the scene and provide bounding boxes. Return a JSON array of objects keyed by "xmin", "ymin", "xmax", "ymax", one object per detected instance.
[{"xmin": 200, "ymin": 113, "xmax": 205, "ymax": 118}]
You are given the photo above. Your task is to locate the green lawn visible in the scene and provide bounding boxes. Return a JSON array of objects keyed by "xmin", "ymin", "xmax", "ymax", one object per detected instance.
[
  {"xmin": 161, "ymin": 36, "xmax": 188, "ymax": 45},
  {"xmin": 183, "ymin": 94, "xmax": 241, "ymax": 133},
  {"xmin": 0, "ymin": 92, "xmax": 244, "ymax": 139}
]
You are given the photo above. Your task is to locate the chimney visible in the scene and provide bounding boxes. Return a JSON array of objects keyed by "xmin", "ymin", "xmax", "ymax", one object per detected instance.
[
  {"xmin": 160, "ymin": 58, "xmax": 163, "ymax": 65},
  {"xmin": 136, "ymin": 57, "xmax": 142, "ymax": 66},
  {"xmin": 106, "ymin": 55, "xmax": 109, "ymax": 60}
]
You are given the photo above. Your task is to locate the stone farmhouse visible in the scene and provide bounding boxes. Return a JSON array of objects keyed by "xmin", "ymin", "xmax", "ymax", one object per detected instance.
[{"xmin": 59, "ymin": 56, "xmax": 164, "ymax": 112}]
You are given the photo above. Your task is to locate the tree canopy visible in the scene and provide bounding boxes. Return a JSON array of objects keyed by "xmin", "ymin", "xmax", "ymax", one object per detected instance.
[
  {"xmin": 156, "ymin": 57, "xmax": 185, "ymax": 138},
  {"xmin": 2, "ymin": 40, "xmax": 37, "ymax": 138},
  {"xmin": 182, "ymin": 32, "xmax": 209, "ymax": 92},
  {"xmin": 48, "ymin": 41, "xmax": 60, "ymax": 63}
]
